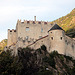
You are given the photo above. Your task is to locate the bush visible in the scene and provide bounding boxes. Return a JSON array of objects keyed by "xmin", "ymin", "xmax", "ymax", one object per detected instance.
[
  {"xmin": 50, "ymin": 51, "xmax": 58, "ymax": 57},
  {"xmin": 59, "ymin": 55, "xmax": 64, "ymax": 62},
  {"xmin": 36, "ymin": 48, "xmax": 42, "ymax": 54},
  {"xmin": 41, "ymin": 45, "xmax": 47, "ymax": 51},
  {"xmin": 36, "ymin": 70, "xmax": 53, "ymax": 75}
]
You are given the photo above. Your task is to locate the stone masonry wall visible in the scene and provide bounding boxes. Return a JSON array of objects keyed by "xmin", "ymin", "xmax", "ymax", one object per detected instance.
[
  {"xmin": 28, "ymin": 35, "xmax": 50, "ymax": 52},
  {"xmin": 65, "ymin": 36, "xmax": 75, "ymax": 59}
]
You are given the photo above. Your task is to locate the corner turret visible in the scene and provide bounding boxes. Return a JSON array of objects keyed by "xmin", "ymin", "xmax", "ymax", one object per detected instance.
[{"xmin": 48, "ymin": 24, "xmax": 66, "ymax": 54}]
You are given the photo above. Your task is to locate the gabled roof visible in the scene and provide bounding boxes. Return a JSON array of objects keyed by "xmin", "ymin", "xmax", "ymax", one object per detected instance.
[{"xmin": 48, "ymin": 24, "xmax": 63, "ymax": 32}]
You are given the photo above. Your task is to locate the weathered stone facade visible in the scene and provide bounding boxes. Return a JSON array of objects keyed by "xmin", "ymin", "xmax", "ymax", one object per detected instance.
[{"xmin": 6, "ymin": 18, "xmax": 75, "ymax": 59}]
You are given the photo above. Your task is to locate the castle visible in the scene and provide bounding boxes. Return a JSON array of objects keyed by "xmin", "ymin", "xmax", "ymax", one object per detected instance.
[{"xmin": 6, "ymin": 16, "xmax": 75, "ymax": 59}]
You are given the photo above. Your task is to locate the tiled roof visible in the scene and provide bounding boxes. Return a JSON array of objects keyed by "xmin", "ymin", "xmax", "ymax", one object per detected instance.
[{"xmin": 48, "ymin": 24, "xmax": 63, "ymax": 32}]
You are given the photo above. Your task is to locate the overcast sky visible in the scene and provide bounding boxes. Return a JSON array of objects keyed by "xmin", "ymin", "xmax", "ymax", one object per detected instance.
[{"xmin": 0, "ymin": 0, "xmax": 75, "ymax": 41}]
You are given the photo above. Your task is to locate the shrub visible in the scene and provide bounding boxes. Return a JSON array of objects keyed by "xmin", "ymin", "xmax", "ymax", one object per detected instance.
[
  {"xmin": 41, "ymin": 45, "xmax": 47, "ymax": 51},
  {"xmin": 36, "ymin": 70, "xmax": 53, "ymax": 75},
  {"xmin": 59, "ymin": 55, "xmax": 64, "ymax": 62},
  {"xmin": 36, "ymin": 48, "xmax": 42, "ymax": 54}
]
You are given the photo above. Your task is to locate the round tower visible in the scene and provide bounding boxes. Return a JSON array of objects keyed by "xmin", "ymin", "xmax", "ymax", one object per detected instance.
[{"xmin": 48, "ymin": 24, "xmax": 66, "ymax": 54}]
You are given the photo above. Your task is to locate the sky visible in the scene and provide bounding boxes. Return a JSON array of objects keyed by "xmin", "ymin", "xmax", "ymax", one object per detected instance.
[{"xmin": 0, "ymin": 0, "xmax": 75, "ymax": 41}]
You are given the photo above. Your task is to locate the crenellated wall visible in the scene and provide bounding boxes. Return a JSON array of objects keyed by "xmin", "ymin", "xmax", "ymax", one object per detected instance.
[
  {"xmin": 16, "ymin": 19, "xmax": 53, "ymax": 48},
  {"xmin": 16, "ymin": 19, "xmax": 53, "ymax": 40}
]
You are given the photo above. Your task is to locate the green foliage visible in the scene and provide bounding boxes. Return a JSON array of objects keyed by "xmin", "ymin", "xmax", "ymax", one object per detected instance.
[
  {"xmin": 0, "ymin": 47, "xmax": 75, "ymax": 75},
  {"xmin": 51, "ymin": 8, "xmax": 75, "ymax": 38},
  {"xmin": 43, "ymin": 51, "xmax": 58, "ymax": 69},
  {"xmin": 50, "ymin": 51, "xmax": 58, "ymax": 57},
  {"xmin": 59, "ymin": 55, "xmax": 64, "ymax": 62},
  {"xmin": 41, "ymin": 45, "xmax": 47, "ymax": 51},
  {"xmin": 36, "ymin": 48, "xmax": 42, "ymax": 54},
  {"xmin": 0, "ymin": 39, "xmax": 7, "ymax": 51},
  {"xmin": 64, "ymin": 55, "xmax": 73, "ymax": 61},
  {"xmin": 0, "ymin": 50, "xmax": 23, "ymax": 75}
]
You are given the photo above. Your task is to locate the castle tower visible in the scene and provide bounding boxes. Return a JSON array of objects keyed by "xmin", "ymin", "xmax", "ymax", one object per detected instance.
[
  {"xmin": 48, "ymin": 24, "xmax": 66, "ymax": 54},
  {"xmin": 7, "ymin": 29, "xmax": 16, "ymax": 47}
]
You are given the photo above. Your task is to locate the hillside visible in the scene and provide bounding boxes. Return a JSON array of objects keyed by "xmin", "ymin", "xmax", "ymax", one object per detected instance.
[
  {"xmin": 0, "ymin": 39, "xmax": 7, "ymax": 51},
  {"xmin": 51, "ymin": 8, "xmax": 75, "ymax": 38},
  {"xmin": 0, "ymin": 45, "xmax": 75, "ymax": 75}
]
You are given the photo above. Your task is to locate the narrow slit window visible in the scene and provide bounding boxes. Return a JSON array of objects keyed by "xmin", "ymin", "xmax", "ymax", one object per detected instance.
[
  {"xmin": 60, "ymin": 37, "xmax": 62, "ymax": 40},
  {"xmin": 51, "ymin": 37, "xmax": 53, "ymax": 40},
  {"xmin": 41, "ymin": 28, "xmax": 43, "ymax": 32},
  {"xmin": 26, "ymin": 27, "xmax": 29, "ymax": 31}
]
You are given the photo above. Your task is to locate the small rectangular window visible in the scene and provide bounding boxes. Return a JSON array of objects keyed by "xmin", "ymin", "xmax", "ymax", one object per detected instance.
[
  {"xmin": 38, "ymin": 22, "xmax": 41, "ymax": 24},
  {"xmin": 26, "ymin": 27, "xmax": 29, "ymax": 31},
  {"xmin": 41, "ymin": 28, "xmax": 43, "ymax": 32},
  {"xmin": 39, "ymin": 36, "xmax": 42, "ymax": 38}
]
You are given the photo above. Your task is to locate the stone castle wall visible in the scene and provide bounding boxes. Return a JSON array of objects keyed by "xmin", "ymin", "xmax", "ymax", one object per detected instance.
[
  {"xmin": 15, "ymin": 20, "xmax": 53, "ymax": 48},
  {"xmin": 28, "ymin": 30, "xmax": 75, "ymax": 59},
  {"xmin": 65, "ymin": 36, "xmax": 75, "ymax": 59},
  {"xmin": 48, "ymin": 30, "xmax": 66, "ymax": 54},
  {"xmin": 28, "ymin": 35, "xmax": 50, "ymax": 52},
  {"xmin": 7, "ymin": 18, "xmax": 75, "ymax": 59}
]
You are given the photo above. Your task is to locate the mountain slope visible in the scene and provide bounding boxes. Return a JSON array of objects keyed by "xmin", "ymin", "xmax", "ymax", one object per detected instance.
[
  {"xmin": 0, "ymin": 39, "xmax": 7, "ymax": 51},
  {"xmin": 0, "ymin": 46, "xmax": 75, "ymax": 75},
  {"xmin": 51, "ymin": 8, "xmax": 75, "ymax": 38}
]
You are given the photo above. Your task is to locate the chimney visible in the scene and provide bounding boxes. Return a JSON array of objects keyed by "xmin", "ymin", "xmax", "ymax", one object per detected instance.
[{"xmin": 34, "ymin": 16, "xmax": 36, "ymax": 21}]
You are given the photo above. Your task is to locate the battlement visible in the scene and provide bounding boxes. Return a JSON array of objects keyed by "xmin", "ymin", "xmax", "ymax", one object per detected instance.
[
  {"xmin": 8, "ymin": 29, "xmax": 16, "ymax": 32},
  {"xmin": 17, "ymin": 19, "xmax": 52, "ymax": 25}
]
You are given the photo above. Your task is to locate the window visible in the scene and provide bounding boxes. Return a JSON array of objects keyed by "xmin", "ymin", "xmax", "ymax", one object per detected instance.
[
  {"xmin": 51, "ymin": 37, "xmax": 53, "ymax": 40},
  {"xmin": 14, "ymin": 30, "xmax": 16, "ymax": 32},
  {"xmin": 26, "ymin": 27, "xmax": 29, "ymax": 31},
  {"xmin": 41, "ymin": 28, "xmax": 43, "ymax": 32},
  {"xmin": 33, "ymin": 21, "xmax": 35, "ymax": 24},
  {"xmin": 38, "ymin": 22, "xmax": 41, "ymax": 24},
  {"xmin": 60, "ymin": 37, "xmax": 62, "ymax": 40},
  {"xmin": 44, "ymin": 22, "xmax": 47, "ymax": 24},
  {"xmin": 39, "ymin": 36, "xmax": 42, "ymax": 38},
  {"xmin": 27, "ymin": 21, "xmax": 30, "ymax": 24}
]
